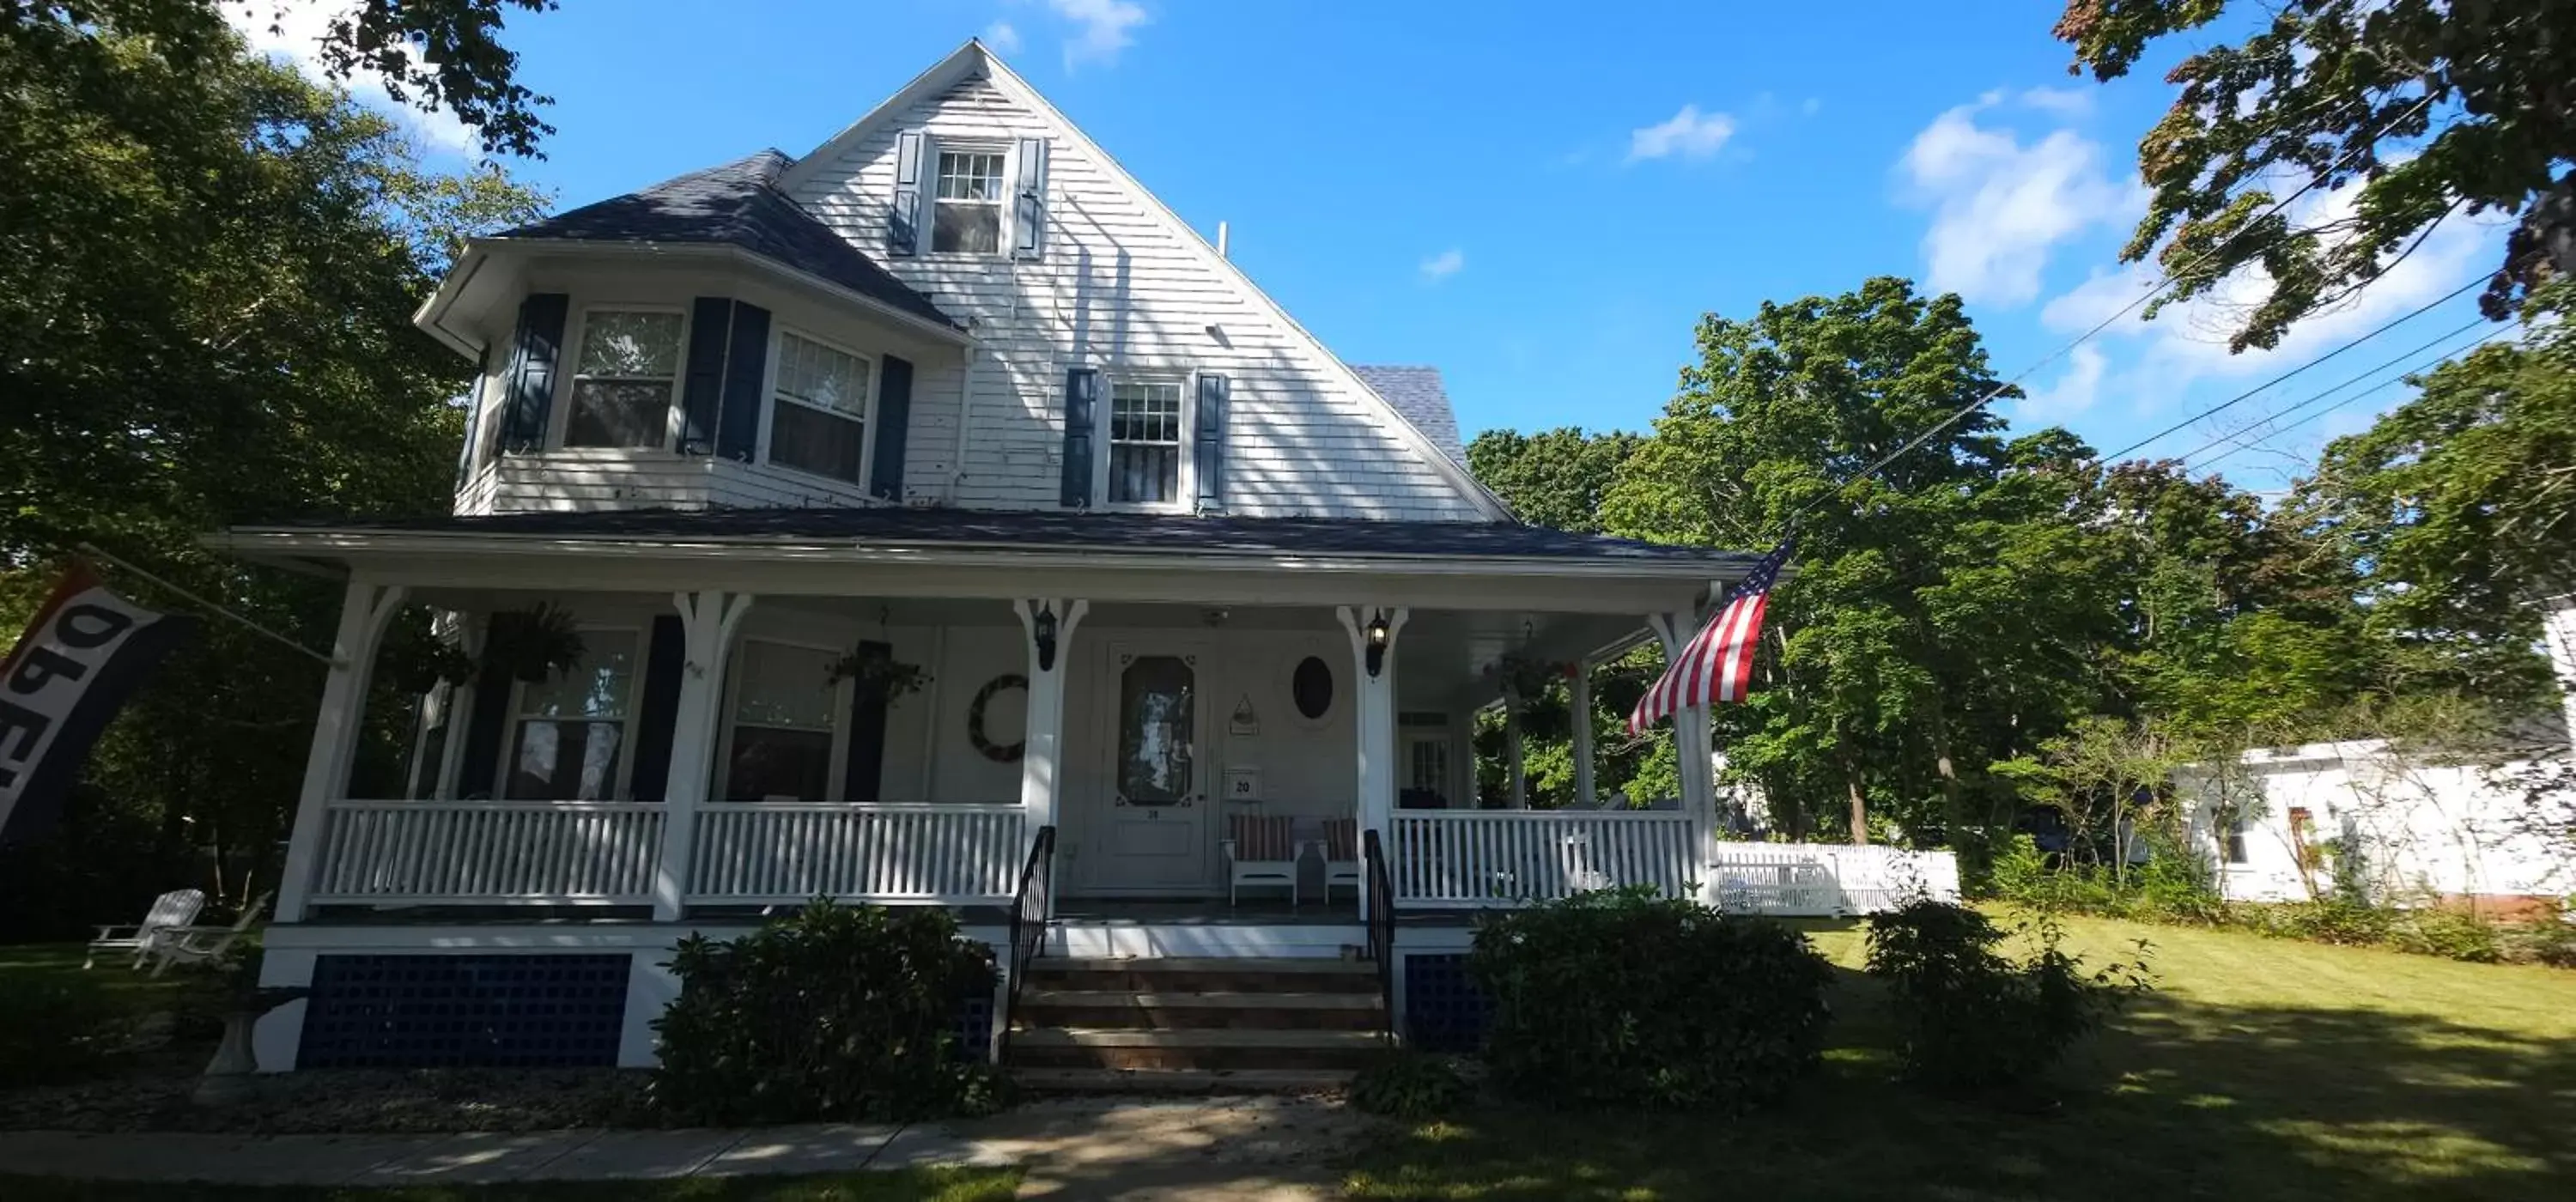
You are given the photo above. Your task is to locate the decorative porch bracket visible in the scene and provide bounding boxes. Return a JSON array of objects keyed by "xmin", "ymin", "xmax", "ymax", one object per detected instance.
[
  {"xmin": 1336, "ymin": 605, "xmax": 1408, "ymax": 914},
  {"xmin": 274, "ymin": 580, "xmax": 409, "ymax": 924},
  {"xmin": 653, "ymin": 590, "xmax": 755, "ymax": 921},
  {"xmin": 1647, "ymin": 609, "xmax": 1722, "ymax": 907},
  {"xmin": 1012, "ymin": 598, "xmax": 1088, "ymax": 897}
]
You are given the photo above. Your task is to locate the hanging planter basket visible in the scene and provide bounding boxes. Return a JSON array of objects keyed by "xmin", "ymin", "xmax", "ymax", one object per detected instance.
[
  {"xmin": 825, "ymin": 644, "xmax": 932, "ymax": 705},
  {"xmin": 482, "ymin": 603, "xmax": 587, "ymax": 683}
]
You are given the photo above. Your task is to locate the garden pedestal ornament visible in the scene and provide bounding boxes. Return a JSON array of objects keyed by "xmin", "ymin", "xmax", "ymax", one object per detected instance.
[{"xmin": 194, "ymin": 986, "xmax": 310, "ymax": 1106}]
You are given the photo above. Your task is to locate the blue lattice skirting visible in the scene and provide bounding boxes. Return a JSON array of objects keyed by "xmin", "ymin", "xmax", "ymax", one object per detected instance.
[
  {"xmin": 298, "ymin": 953, "xmax": 632, "ymax": 1069},
  {"xmin": 1402, "ymin": 953, "xmax": 1492, "ymax": 1053}
]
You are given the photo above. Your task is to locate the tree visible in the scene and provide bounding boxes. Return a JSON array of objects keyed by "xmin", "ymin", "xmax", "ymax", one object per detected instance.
[
  {"xmin": 1467, "ymin": 428, "xmax": 1642, "ymax": 534},
  {"xmin": 2055, "ymin": 0, "xmax": 2574, "ymax": 349}
]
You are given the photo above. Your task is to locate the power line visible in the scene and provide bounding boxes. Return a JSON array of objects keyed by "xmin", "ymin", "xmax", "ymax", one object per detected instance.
[{"xmin": 2187, "ymin": 319, "xmax": 2520, "ymax": 472}]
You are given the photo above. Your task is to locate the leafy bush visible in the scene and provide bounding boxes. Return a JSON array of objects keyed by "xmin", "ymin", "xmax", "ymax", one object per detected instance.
[
  {"xmin": 0, "ymin": 973, "xmax": 133, "ymax": 1087},
  {"xmin": 1987, "ymin": 834, "xmax": 2223, "ymax": 926},
  {"xmin": 1470, "ymin": 887, "xmax": 1832, "ymax": 1111},
  {"xmin": 1350, "ymin": 1050, "xmax": 1467, "ymax": 1119},
  {"xmin": 2388, "ymin": 906, "xmax": 2504, "ymax": 963},
  {"xmin": 2500, "ymin": 901, "xmax": 2576, "ymax": 968},
  {"xmin": 649, "ymin": 900, "xmax": 1005, "ymax": 1124},
  {"xmin": 1866, "ymin": 901, "xmax": 2151, "ymax": 1095}
]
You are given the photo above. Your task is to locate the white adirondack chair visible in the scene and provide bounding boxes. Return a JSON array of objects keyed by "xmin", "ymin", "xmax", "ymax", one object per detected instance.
[
  {"xmin": 1320, "ymin": 817, "xmax": 1362, "ymax": 904},
  {"xmin": 85, "ymin": 889, "xmax": 206, "ymax": 970},
  {"xmin": 143, "ymin": 892, "xmax": 270, "ymax": 978},
  {"xmin": 1224, "ymin": 814, "xmax": 1301, "ymax": 908}
]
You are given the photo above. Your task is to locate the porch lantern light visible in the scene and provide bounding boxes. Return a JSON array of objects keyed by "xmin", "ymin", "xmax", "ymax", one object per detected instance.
[
  {"xmin": 1364, "ymin": 611, "xmax": 1391, "ymax": 677},
  {"xmin": 1034, "ymin": 604, "xmax": 1060, "ymax": 672}
]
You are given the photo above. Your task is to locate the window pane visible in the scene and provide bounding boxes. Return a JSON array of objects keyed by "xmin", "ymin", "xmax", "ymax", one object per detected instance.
[
  {"xmin": 577, "ymin": 312, "xmax": 682, "ymax": 377},
  {"xmin": 937, "ymin": 151, "xmax": 1005, "ymax": 200},
  {"xmin": 507, "ymin": 719, "xmax": 623, "ymax": 800},
  {"xmin": 732, "ymin": 641, "xmax": 839, "ymax": 731},
  {"xmin": 1108, "ymin": 381, "xmax": 1184, "ymax": 504},
  {"xmin": 566, "ymin": 380, "xmax": 671, "ymax": 448},
  {"xmin": 1116, "ymin": 655, "xmax": 1194, "ymax": 805},
  {"xmin": 1109, "ymin": 443, "xmax": 1179, "ymax": 504},
  {"xmin": 933, "ymin": 202, "xmax": 1000, "ymax": 253},
  {"xmin": 770, "ymin": 402, "xmax": 866, "ymax": 483},
  {"xmin": 724, "ymin": 727, "xmax": 833, "ymax": 802},
  {"xmin": 520, "ymin": 632, "xmax": 637, "ymax": 719},
  {"xmin": 775, "ymin": 333, "xmax": 870, "ymax": 416}
]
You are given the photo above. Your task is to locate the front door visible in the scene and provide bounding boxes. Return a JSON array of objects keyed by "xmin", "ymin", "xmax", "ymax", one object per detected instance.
[{"xmin": 1075, "ymin": 641, "xmax": 1212, "ymax": 895}]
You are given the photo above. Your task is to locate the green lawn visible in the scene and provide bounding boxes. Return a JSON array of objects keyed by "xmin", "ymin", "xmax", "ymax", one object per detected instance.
[
  {"xmin": 1348, "ymin": 914, "xmax": 2576, "ymax": 1202},
  {"xmin": 0, "ymin": 1168, "xmax": 1021, "ymax": 1201},
  {"xmin": 0, "ymin": 943, "xmax": 217, "ymax": 1015}
]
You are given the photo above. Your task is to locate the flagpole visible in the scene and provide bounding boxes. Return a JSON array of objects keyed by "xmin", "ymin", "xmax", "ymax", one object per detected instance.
[{"xmin": 75, "ymin": 543, "xmax": 339, "ymax": 667}]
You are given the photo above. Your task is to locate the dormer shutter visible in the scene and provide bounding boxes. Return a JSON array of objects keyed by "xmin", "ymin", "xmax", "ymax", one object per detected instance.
[
  {"xmin": 1012, "ymin": 137, "xmax": 1048, "ymax": 260},
  {"xmin": 1060, "ymin": 367, "xmax": 1098, "ymax": 508},
  {"xmin": 870, "ymin": 354, "xmax": 914, "ymax": 501},
  {"xmin": 679, "ymin": 297, "xmax": 732, "ymax": 456},
  {"xmin": 1194, "ymin": 373, "xmax": 1230, "ymax": 513},
  {"xmin": 714, "ymin": 301, "xmax": 770, "ymax": 462},
  {"xmin": 500, "ymin": 292, "xmax": 567, "ymax": 453},
  {"xmin": 889, "ymin": 131, "xmax": 927, "ymax": 256}
]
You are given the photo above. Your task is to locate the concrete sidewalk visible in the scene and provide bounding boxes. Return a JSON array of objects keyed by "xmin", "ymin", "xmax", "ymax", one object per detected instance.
[{"xmin": 0, "ymin": 1096, "xmax": 1362, "ymax": 1199}]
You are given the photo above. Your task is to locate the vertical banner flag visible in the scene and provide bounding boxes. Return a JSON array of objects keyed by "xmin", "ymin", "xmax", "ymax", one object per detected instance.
[
  {"xmin": 1629, "ymin": 537, "xmax": 1795, "ymax": 735},
  {"xmin": 0, "ymin": 565, "xmax": 197, "ymax": 842}
]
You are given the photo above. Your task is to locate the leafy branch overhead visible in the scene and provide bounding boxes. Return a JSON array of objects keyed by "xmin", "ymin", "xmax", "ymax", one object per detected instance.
[{"xmin": 2055, "ymin": 0, "xmax": 2574, "ymax": 350}]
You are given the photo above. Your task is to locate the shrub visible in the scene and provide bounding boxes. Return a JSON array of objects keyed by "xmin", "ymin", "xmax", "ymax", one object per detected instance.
[
  {"xmin": 2388, "ymin": 905, "xmax": 2504, "ymax": 963},
  {"xmin": 1865, "ymin": 901, "xmax": 2150, "ymax": 1095},
  {"xmin": 0, "ymin": 973, "xmax": 134, "ymax": 1087},
  {"xmin": 1469, "ymin": 887, "xmax": 1832, "ymax": 1111},
  {"xmin": 1350, "ymin": 1050, "xmax": 1467, "ymax": 1119},
  {"xmin": 649, "ymin": 900, "xmax": 1005, "ymax": 1124}
]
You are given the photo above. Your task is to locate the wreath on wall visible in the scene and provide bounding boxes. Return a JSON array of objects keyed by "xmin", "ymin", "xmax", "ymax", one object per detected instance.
[{"xmin": 969, "ymin": 673, "xmax": 1029, "ymax": 762}]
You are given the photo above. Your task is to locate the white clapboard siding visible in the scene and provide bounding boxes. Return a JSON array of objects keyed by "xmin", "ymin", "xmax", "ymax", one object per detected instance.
[
  {"xmin": 309, "ymin": 801, "xmax": 664, "ymax": 904},
  {"xmin": 1389, "ymin": 810, "xmax": 1696, "ymax": 908},
  {"xmin": 790, "ymin": 74, "xmax": 1488, "ymax": 522},
  {"xmin": 459, "ymin": 456, "xmax": 884, "ymax": 514},
  {"xmin": 688, "ymin": 803, "xmax": 1025, "ymax": 903}
]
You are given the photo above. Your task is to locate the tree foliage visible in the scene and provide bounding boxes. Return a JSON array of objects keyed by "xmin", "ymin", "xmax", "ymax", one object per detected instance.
[{"xmin": 2055, "ymin": 0, "xmax": 2575, "ymax": 349}]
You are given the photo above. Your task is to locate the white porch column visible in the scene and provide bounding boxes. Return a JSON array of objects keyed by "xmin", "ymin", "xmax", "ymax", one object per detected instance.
[
  {"xmin": 1013, "ymin": 598, "xmax": 1089, "ymax": 859},
  {"xmin": 652, "ymin": 590, "xmax": 754, "ymax": 922},
  {"xmin": 1503, "ymin": 699, "xmax": 1528, "ymax": 810},
  {"xmin": 1571, "ymin": 659, "xmax": 1596, "ymax": 809},
  {"xmin": 1337, "ymin": 605, "xmax": 1409, "ymax": 911},
  {"xmin": 1649, "ymin": 610, "xmax": 1721, "ymax": 905},
  {"xmin": 274, "ymin": 579, "xmax": 408, "ymax": 924}
]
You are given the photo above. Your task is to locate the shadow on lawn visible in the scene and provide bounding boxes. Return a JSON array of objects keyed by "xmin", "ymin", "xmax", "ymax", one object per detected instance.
[{"xmin": 1344, "ymin": 966, "xmax": 2576, "ymax": 1202}]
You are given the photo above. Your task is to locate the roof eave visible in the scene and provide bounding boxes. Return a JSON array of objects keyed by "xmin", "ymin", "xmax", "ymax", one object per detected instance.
[{"xmin": 459, "ymin": 237, "xmax": 972, "ymax": 347}]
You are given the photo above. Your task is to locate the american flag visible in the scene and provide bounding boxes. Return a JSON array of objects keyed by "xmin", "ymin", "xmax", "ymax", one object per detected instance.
[{"xmin": 1628, "ymin": 537, "xmax": 1795, "ymax": 735}]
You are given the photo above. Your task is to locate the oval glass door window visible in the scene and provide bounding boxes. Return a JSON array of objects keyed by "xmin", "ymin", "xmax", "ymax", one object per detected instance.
[{"xmin": 1291, "ymin": 656, "xmax": 1334, "ymax": 720}]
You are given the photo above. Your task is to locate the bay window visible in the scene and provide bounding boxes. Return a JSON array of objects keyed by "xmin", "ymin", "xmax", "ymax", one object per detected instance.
[
  {"xmin": 565, "ymin": 309, "xmax": 683, "ymax": 448},
  {"xmin": 505, "ymin": 631, "xmax": 637, "ymax": 800},
  {"xmin": 766, "ymin": 330, "xmax": 874, "ymax": 485}
]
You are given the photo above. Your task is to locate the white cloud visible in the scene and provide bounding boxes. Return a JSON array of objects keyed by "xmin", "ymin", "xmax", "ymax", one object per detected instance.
[
  {"xmin": 1898, "ymin": 99, "xmax": 2138, "ymax": 307},
  {"xmin": 1801, "ymin": 97, "xmax": 1822, "ymax": 116},
  {"xmin": 1048, "ymin": 0, "xmax": 1147, "ymax": 70},
  {"xmin": 983, "ymin": 21, "xmax": 1023, "ymax": 54},
  {"xmin": 2016, "ymin": 344, "xmax": 2108, "ymax": 422},
  {"xmin": 1419, "ymin": 248, "xmax": 1465, "ymax": 282},
  {"xmin": 226, "ymin": 1, "xmax": 477, "ymax": 155},
  {"xmin": 1627, "ymin": 104, "xmax": 1737, "ymax": 162},
  {"xmin": 2018, "ymin": 86, "xmax": 2094, "ymax": 118}
]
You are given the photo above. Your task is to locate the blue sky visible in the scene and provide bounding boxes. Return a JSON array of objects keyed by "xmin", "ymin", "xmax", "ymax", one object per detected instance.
[{"xmin": 246, "ymin": 1, "xmax": 2510, "ymax": 494}]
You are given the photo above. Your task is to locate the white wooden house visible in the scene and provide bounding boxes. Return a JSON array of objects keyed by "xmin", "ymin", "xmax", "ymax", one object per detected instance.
[{"xmin": 214, "ymin": 40, "xmax": 1762, "ymax": 1081}]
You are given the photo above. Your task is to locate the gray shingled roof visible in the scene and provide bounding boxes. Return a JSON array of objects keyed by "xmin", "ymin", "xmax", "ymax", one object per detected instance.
[
  {"xmin": 264, "ymin": 507, "xmax": 1756, "ymax": 566},
  {"xmin": 498, "ymin": 151, "xmax": 957, "ymax": 330},
  {"xmin": 1347, "ymin": 365, "xmax": 1467, "ymax": 467}
]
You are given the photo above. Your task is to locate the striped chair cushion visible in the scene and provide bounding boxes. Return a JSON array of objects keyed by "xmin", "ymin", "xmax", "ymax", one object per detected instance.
[
  {"xmin": 1230, "ymin": 814, "xmax": 1297, "ymax": 861},
  {"xmin": 1321, "ymin": 818, "xmax": 1358, "ymax": 862}
]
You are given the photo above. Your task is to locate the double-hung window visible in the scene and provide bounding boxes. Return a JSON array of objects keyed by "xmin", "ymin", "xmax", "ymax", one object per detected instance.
[
  {"xmin": 933, "ymin": 149, "xmax": 1007, "ymax": 255},
  {"xmin": 505, "ymin": 631, "xmax": 637, "ymax": 800},
  {"xmin": 721, "ymin": 640, "xmax": 841, "ymax": 802},
  {"xmin": 1106, "ymin": 379, "xmax": 1187, "ymax": 506},
  {"xmin": 565, "ymin": 309, "xmax": 683, "ymax": 448},
  {"xmin": 767, "ymin": 331, "xmax": 874, "ymax": 485}
]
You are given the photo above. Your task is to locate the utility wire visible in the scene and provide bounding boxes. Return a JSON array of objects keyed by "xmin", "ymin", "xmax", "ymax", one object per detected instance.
[{"xmin": 2186, "ymin": 319, "xmax": 2521, "ymax": 472}]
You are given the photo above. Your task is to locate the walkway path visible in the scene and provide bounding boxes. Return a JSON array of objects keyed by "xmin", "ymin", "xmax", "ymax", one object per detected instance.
[{"xmin": 0, "ymin": 1096, "xmax": 1363, "ymax": 1200}]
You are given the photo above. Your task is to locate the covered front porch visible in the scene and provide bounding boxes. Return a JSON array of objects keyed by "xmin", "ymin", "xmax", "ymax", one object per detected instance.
[{"xmin": 221, "ymin": 509, "xmax": 1759, "ymax": 930}]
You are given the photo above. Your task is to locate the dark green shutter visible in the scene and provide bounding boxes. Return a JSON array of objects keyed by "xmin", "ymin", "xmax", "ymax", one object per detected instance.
[
  {"xmin": 456, "ymin": 664, "xmax": 513, "ymax": 799},
  {"xmin": 1012, "ymin": 137, "xmax": 1048, "ymax": 260},
  {"xmin": 679, "ymin": 298, "xmax": 732, "ymax": 456},
  {"xmin": 870, "ymin": 354, "xmax": 914, "ymax": 501},
  {"xmin": 1060, "ymin": 367, "xmax": 1097, "ymax": 508},
  {"xmin": 714, "ymin": 301, "xmax": 770, "ymax": 461},
  {"xmin": 501, "ymin": 293, "xmax": 567, "ymax": 453},
  {"xmin": 889, "ymin": 131, "xmax": 926, "ymax": 256},
  {"xmin": 627, "ymin": 616, "xmax": 687, "ymax": 802},
  {"xmin": 1194, "ymin": 373, "xmax": 1230, "ymax": 513},
  {"xmin": 840, "ymin": 641, "xmax": 894, "ymax": 803}
]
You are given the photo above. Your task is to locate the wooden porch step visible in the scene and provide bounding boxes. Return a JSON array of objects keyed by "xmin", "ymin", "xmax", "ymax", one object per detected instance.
[
  {"xmin": 1010, "ymin": 1067, "xmax": 1356, "ymax": 1095},
  {"xmin": 1009, "ymin": 1026, "xmax": 1387, "ymax": 1071},
  {"xmin": 1015, "ymin": 989, "xmax": 1383, "ymax": 1030},
  {"xmin": 1025, "ymin": 956, "xmax": 1381, "ymax": 995}
]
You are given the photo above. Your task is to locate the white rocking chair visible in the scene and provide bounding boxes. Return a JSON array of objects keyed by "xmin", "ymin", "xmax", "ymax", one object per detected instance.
[
  {"xmin": 1224, "ymin": 814, "xmax": 1301, "ymax": 908},
  {"xmin": 143, "ymin": 891, "xmax": 270, "ymax": 978},
  {"xmin": 85, "ymin": 889, "xmax": 206, "ymax": 970}
]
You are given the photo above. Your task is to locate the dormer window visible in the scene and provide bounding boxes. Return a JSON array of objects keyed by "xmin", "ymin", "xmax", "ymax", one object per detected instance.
[
  {"xmin": 1106, "ymin": 378, "xmax": 1188, "ymax": 506},
  {"xmin": 565, "ymin": 308, "xmax": 683, "ymax": 448},
  {"xmin": 933, "ymin": 149, "xmax": 1006, "ymax": 255},
  {"xmin": 765, "ymin": 329, "xmax": 874, "ymax": 485}
]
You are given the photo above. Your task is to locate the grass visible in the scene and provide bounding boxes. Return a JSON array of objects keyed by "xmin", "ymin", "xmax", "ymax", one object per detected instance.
[
  {"xmin": 0, "ymin": 944, "xmax": 217, "ymax": 1017},
  {"xmin": 1347, "ymin": 912, "xmax": 2576, "ymax": 1201},
  {"xmin": 0, "ymin": 1168, "xmax": 1023, "ymax": 1201}
]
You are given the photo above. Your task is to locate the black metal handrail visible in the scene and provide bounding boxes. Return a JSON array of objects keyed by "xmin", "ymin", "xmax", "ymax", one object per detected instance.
[
  {"xmin": 999, "ymin": 823, "xmax": 1056, "ymax": 1060},
  {"xmin": 1363, "ymin": 827, "xmax": 1395, "ymax": 1038}
]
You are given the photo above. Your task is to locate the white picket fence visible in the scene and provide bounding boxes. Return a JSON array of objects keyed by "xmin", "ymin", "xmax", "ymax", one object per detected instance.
[
  {"xmin": 309, "ymin": 800, "xmax": 665, "ymax": 905},
  {"xmin": 1705, "ymin": 841, "xmax": 1961, "ymax": 916},
  {"xmin": 686, "ymin": 803, "xmax": 1025, "ymax": 904}
]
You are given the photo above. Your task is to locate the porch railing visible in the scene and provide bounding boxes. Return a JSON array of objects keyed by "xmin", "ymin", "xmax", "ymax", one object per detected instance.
[
  {"xmin": 1388, "ymin": 810, "xmax": 1695, "ymax": 908},
  {"xmin": 309, "ymin": 800, "xmax": 664, "ymax": 905},
  {"xmin": 1707, "ymin": 842, "xmax": 1962, "ymax": 916},
  {"xmin": 687, "ymin": 803, "xmax": 1026, "ymax": 904}
]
